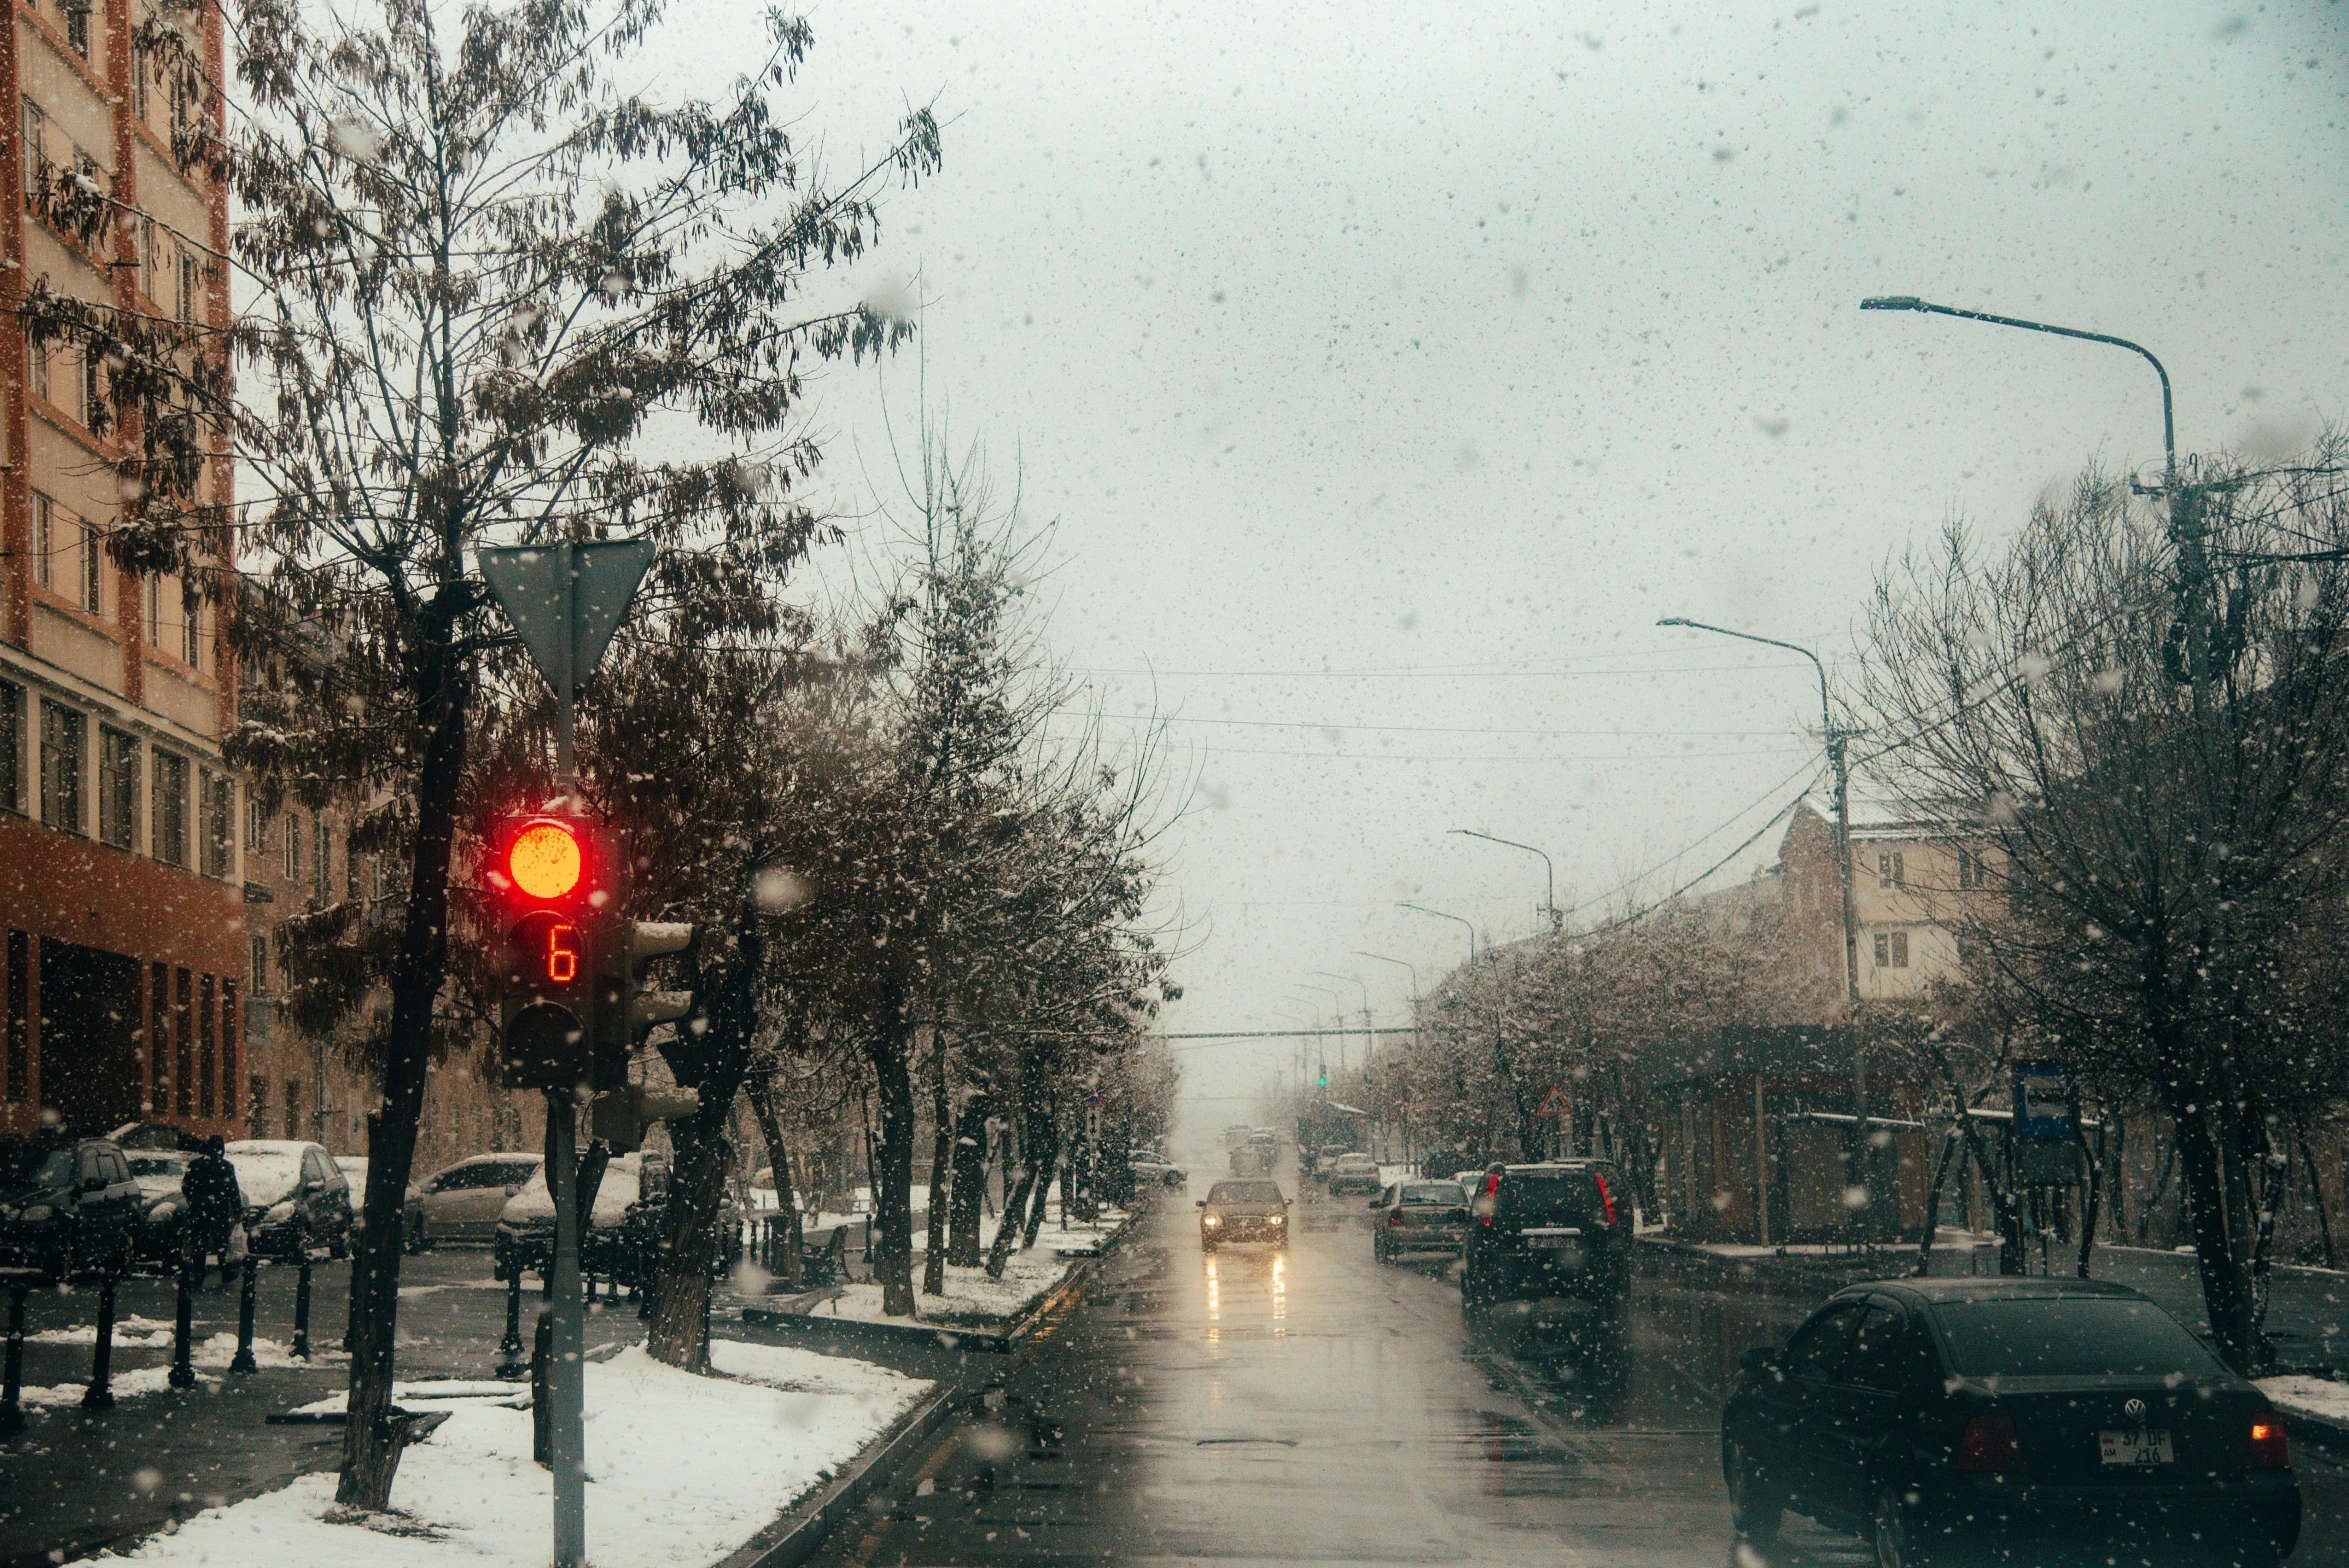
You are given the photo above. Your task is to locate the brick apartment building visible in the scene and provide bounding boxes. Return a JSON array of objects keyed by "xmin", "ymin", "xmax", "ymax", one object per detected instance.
[{"xmin": 0, "ymin": 0, "xmax": 243, "ymax": 1141}]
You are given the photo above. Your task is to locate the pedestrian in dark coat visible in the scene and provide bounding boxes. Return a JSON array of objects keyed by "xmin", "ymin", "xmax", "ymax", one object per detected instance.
[{"xmin": 181, "ymin": 1136, "xmax": 245, "ymax": 1288}]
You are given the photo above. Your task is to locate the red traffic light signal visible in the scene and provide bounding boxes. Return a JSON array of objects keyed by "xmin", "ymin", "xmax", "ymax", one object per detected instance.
[
  {"xmin": 487, "ymin": 811, "xmax": 609, "ymax": 1091},
  {"xmin": 508, "ymin": 820, "xmax": 584, "ymax": 900}
]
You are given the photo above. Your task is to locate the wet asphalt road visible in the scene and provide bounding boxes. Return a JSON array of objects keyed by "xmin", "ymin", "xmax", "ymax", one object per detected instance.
[{"xmin": 810, "ymin": 1181, "xmax": 2349, "ymax": 1568}]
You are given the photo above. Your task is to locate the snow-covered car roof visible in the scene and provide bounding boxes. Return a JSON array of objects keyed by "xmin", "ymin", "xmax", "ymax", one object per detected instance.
[
  {"xmin": 223, "ymin": 1141, "xmax": 340, "ymax": 1207},
  {"xmin": 500, "ymin": 1153, "xmax": 641, "ymax": 1230}
]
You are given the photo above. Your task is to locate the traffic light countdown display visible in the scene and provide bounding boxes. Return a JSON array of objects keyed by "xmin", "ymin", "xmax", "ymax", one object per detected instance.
[{"xmin": 488, "ymin": 812, "xmax": 697, "ymax": 1149}]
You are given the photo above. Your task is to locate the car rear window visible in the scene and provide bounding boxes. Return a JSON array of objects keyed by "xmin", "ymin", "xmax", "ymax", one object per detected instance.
[
  {"xmin": 1495, "ymin": 1169, "xmax": 1614, "ymax": 1227},
  {"xmin": 1208, "ymin": 1182, "xmax": 1283, "ymax": 1203},
  {"xmin": 1931, "ymin": 1296, "xmax": 2226, "ymax": 1380},
  {"xmin": 1401, "ymin": 1184, "xmax": 1462, "ymax": 1205}
]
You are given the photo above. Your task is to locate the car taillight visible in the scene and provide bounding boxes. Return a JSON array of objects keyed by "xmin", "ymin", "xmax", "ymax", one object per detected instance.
[
  {"xmin": 1957, "ymin": 1414, "xmax": 2022, "ymax": 1473},
  {"xmin": 1594, "ymin": 1171, "xmax": 1616, "ymax": 1226},
  {"xmin": 1480, "ymin": 1172, "xmax": 1499, "ymax": 1227},
  {"xmin": 2250, "ymin": 1417, "xmax": 2290, "ymax": 1469},
  {"xmin": 1388, "ymin": 1210, "xmax": 1404, "ymax": 1226}
]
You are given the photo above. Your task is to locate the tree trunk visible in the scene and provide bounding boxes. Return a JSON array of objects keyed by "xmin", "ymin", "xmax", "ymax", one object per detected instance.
[
  {"xmin": 648, "ymin": 912, "xmax": 760, "ymax": 1370},
  {"xmin": 1021, "ymin": 1117, "xmax": 1060, "ymax": 1248},
  {"xmin": 2296, "ymin": 1127, "xmax": 2338, "ymax": 1271},
  {"xmin": 921, "ymin": 1036, "xmax": 952, "ymax": 1296},
  {"xmin": 947, "ymin": 1093, "xmax": 990, "ymax": 1266},
  {"xmin": 2172, "ymin": 1099, "xmax": 2258, "ymax": 1372},
  {"xmin": 743, "ymin": 1069, "xmax": 802, "ymax": 1290},
  {"xmin": 867, "ymin": 988, "xmax": 919, "ymax": 1317},
  {"xmin": 338, "ymin": 651, "xmax": 467, "ymax": 1511}
]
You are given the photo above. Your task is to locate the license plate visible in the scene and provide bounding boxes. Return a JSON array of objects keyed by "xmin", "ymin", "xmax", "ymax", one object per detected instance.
[
  {"xmin": 2098, "ymin": 1429, "xmax": 2174, "ymax": 1466},
  {"xmin": 1526, "ymin": 1236, "xmax": 1583, "ymax": 1265}
]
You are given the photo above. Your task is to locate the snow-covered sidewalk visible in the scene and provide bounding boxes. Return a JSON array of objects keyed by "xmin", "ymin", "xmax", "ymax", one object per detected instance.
[
  {"xmin": 100, "ymin": 1341, "xmax": 930, "ymax": 1567},
  {"xmin": 2258, "ymin": 1374, "xmax": 2349, "ymax": 1432},
  {"xmin": 796, "ymin": 1208, "xmax": 1128, "ymax": 1330}
]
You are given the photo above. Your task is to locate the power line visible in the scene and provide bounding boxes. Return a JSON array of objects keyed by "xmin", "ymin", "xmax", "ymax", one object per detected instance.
[{"xmin": 1059, "ymin": 711, "xmax": 1801, "ymax": 739}]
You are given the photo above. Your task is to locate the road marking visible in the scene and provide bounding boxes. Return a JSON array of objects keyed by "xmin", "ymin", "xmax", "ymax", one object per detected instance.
[{"xmin": 846, "ymin": 1421, "xmax": 965, "ymax": 1566}]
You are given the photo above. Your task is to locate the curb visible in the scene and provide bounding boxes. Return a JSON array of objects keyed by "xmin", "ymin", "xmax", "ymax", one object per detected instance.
[
  {"xmin": 737, "ymin": 1208, "xmax": 1141, "ymax": 1359},
  {"xmin": 713, "ymin": 1379, "xmax": 965, "ymax": 1568}
]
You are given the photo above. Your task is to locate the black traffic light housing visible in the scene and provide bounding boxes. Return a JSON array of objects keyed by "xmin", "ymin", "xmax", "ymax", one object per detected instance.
[
  {"xmin": 488, "ymin": 811, "xmax": 616, "ymax": 1091},
  {"xmin": 586, "ymin": 919, "xmax": 699, "ymax": 1152}
]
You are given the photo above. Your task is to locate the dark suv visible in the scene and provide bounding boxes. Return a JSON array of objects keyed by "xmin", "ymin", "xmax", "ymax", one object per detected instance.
[
  {"xmin": 0, "ymin": 1137, "xmax": 140, "ymax": 1281},
  {"xmin": 1460, "ymin": 1160, "xmax": 1630, "ymax": 1333}
]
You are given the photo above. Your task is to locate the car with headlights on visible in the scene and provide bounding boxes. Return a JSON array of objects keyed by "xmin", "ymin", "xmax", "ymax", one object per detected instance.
[
  {"xmin": 124, "ymin": 1147, "xmax": 196, "ymax": 1268},
  {"xmin": 0, "ymin": 1137, "xmax": 139, "ymax": 1280},
  {"xmin": 1371, "ymin": 1179, "xmax": 1471, "ymax": 1262},
  {"xmin": 224, "ymin": 1139, "xmax": 354, "ymax": 1259},
  {"xmin": 1325, "ymin": 1152, "xmax": 1382, "ymax": 1197},
  {"xmin": 1721, "ymin": 1277, "xmax": 2301, "ymax": 1568},
  {"xmin": 1197, "ymin": 1179, "xmax": 1288, "ymax": 1252}
]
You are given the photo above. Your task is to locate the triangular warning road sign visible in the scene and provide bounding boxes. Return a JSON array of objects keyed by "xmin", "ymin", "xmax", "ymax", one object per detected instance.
[{"xmin": 1535, "ymin": 1086, "xmax": 1572, "ymax": 1118}]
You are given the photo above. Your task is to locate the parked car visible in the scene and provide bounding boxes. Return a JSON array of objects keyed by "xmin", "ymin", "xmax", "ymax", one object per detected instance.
[
  {"xmin": 1197, "ymin": 1179, "xmax": 1289, "ymax": 1252},
  {"xmin": 1129, "ymin": 1150, "xmax": 1187, "ymax": 1188},
  {"xmin": 123, "ymin": 1147, "xmax": 196, "ymax": 1268},
  {"xmin": 1450, "ymin": 1168, "xmax": 1488, "ymax": 1200},
  {"xmin": 1326, "ymin": 1152, "xmax": 1382, "ymax": 1197},
  {"xmin": 1721, "ymin": 1278, "xmax": 2302, "ymax": 1568},
  {"xmin": 405, "ymin": 1153, "xmax": 544, "ymax": 1249},
  {"xmin": 1371, "ymin": 1179, "xmax": 1472, "ymax": 1262},
  {"xmin": 0, "ymin": 1136, "xmax": 139, "ymax": 1280},
  {"xmin": 1459, "ymin": 1160, "xmax": 1629, "ymax": 1336},
  {"xmin": 617, "ymin": 1155, "xmax": 742, "ymax": 1287},
  {"xmin": 1316, "ymin": 1143, "xmax": 1348, "ymax": 1177},
  {"xmin": 224, "ymin": 1139, "xmax": 355, "ymax": 1259},
  {"xmin": 336, "ymin": 1157, "xmax": 423, "ymax": 1240},
  {"xmin": 495, "ymin": 1153, "xmax": 642, "ymax": 1281}
]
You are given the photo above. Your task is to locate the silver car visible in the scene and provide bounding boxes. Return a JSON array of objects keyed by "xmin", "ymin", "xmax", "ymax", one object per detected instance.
[
  {"xmin": 405, "ymin": 1153, "xmax": 544, "ymax": 1247},
  {"xmin": 1371, "ymin": 1180, "xmax": 1472, "ymax": 1263}
]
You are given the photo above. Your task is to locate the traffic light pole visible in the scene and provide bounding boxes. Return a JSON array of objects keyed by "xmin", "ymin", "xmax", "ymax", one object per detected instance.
[{"xmin": 547, "ymin": 1089, "xmax": 586, "ymax": 1567}]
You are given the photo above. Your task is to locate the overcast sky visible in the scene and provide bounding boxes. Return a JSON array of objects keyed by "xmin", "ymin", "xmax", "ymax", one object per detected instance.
[{"xmin": 645, "ymin": 0, "xmax": 2349, "ymax": 1135}]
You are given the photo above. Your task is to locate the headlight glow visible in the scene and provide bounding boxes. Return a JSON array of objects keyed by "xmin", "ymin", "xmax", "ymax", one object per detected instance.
[{"xmin": 1202, "ymin": 1215, "xmax": 1220, "ymax": 1226}]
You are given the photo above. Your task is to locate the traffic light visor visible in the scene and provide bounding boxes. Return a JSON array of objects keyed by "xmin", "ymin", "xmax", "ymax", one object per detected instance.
[{"xmin": 510, "ymin": 821, "xmax": 584, "ymax": 899}]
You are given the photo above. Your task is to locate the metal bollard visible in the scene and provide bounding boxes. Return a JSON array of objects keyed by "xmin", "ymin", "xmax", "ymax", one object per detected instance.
[
  {"xmin": 81, "ymin": 1267, "xmax": 119, "ymax": 1411},
  {"xmin": 529, "ymin": 1305, "xmax": 553, "ymax": 1466},
  {"xmin": 229, "ymin": 1254, "xmax": 259, "ymax": 1373},
  {"xmin": 168, "ymin": 1260, "xmax": 198, "ymax": 1390},
  {"xmin": 291, "ymin": 1253, "xmax": 313, "ymax": 1361},
  {"xmin": 495, "ymin": 1265, "xmax": 526, "ymax": 1379},
  {"xmin": 1, "ymin": 1276, "xmax": 27, "ymax": 1436}
]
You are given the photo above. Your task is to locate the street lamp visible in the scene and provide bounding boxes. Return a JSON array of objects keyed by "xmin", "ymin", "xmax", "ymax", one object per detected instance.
[
  {"xmin": 1655, "ymin": 617, "xmax": 1859, "ymax": 1018},
  {"xmin": 1351, "ymin": 950, "xmax": 1420, "ymax": 1004},
  {"xmin": 1295, "ymin": 983, "xmax": 1343, "ymax": 1089},
  {"xmin": 1449, "ymin": 829, "xmax": 1560, "ymax": 934},
  {"xmin": 1400, "ymin": 902, "xmax": 1477, "ymax": 965},
  {"xmin": 1857, "ymin": 297, "xmax": 2207, "ymax": 699},
  {"xmin": 1312, "ymin": 970, "xmax": 1372, "ymax": 1079}
]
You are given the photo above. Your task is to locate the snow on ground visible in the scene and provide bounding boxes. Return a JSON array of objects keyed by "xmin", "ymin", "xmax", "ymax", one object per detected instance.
[
  {"xmin": 2259, "ymin": 1375, "xmax": 2349, "ymax": 1428},
  {"xmin": 103, "ymin": 1342, "xmax": 928, "ymax": 1568},
  {"xmin": 17, "ymin": 1334, "xmax": 307, "ymax": 1409},
  {"xmin": 803, "ymin": 1209, "xmax": 1127, "ymax": 1329},
  {"xmin": 28, "ymin": 1314, "xmax": 178, "ymax": 1347}
]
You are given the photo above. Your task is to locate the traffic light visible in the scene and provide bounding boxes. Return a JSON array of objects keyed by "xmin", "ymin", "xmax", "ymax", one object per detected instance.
[
  {"xmin": 488, "ymin": 813, "xmax": 615, "ymax": 1091},
  {"xmin": 584, "ymin": 919, "xmax": 698, "ymax": 1152}
]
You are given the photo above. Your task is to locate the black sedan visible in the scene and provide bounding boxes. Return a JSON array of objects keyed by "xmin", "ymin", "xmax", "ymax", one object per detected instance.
[
  {"xmin": 123, "ymin": 1147, "xmax": 196, "ymax": 1268},
  {"xmin": 0, "ymin": 1137, "xmax": 139, "ymax": 1280},
  {"xmin": 1721, "ymin": 1277, "xmax": 2301, "ymax": 1568}
]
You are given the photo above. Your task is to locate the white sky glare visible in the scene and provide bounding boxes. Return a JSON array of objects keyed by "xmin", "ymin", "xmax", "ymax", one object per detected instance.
[{"xmin": 649, "ymin": 0, "xmax": 2349, "ymax": 1123}]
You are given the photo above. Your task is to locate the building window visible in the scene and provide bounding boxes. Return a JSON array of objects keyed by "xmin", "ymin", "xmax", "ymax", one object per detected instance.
[
  {"xmin": 246, "ymin": 796, "xmax": 266, "ymax": 854},
  {"xmin": 19, "ymin": 99, "xmax": 43, "ymax": 175},
  {"xmin": 220, "ymin": 979, "xmax": 237, "ymax": 1117},
  {"xmin": 5, "ymin": 932, "xmax": 28, "ymax": 1104},
  {"xmin": 173, "ymin": 967, "xmax": 193, "ymax": 1116},
  {"xmin": 133, "ymin": 42, "xmax": 150, "ymax": 121},
  {"xmin": 198, "ymin": 973, "xmax": 216, "ymax": 1117},
  {"xmin": 247, "ymin": 1074, "xmax": 268, "ymax": 1138},
  {"xmin": 26, "ymin": 331, "xmax": 47, "ymax": 406},
  {"xmin": 1876, "ymin": 851, "xmax": 1904, "ymax": 889},
  {"xmin": 1872, "ymin": 929, "xmax": 1910, "ymax": 969},
  {"xmin": 284, "ymin": 1078, "xmax": 303, "ymax": 1140},
  {"xmin": 0, "ymin": 681, "xmax": 21, "ymax": 816},
  {"xmin": 98, "ymin": 727, "xmax": 138, "ymax": 849},
  {"xmin": 149, "ymin": 961, "xmax": 169, "ymax": 1112},
  {"xmin": 64, "ymin": 0, "xmax": 89, "ymax": 59},
  {"xmin": 181, "ymin": 580, "xmax": 201, "ymax": 666},
  {"xmin": 201, "ymin": 769, "xmax": 232, "ymax": 877},
  {"xmin": 314, "ymin": 815, "xmax": 329, "ymax": 904},
  {"xmin": 30, "ymin": 492, "xmax": 51, "ymax": 588},
  {"xmin": 79, "ymin": 341, "xmax": 100, "ymax": 430},
  {"xmin": 1956, "ymin": 848, "xmax": 1983, "ymax": 889},
  {"xmin": 39, "ymin": 700, "xmax": 85, "ymax": 834},
  {"xmin": 145, "ymin": 573, "xmax": 162, "ymax": 645},
  {"xmin": 78, "ymin": 518, "xmax": 102, "ymax": 613},
  {"xmin": 177, "ymin": 248, "xmax": 198, "ymax": 323},
  {"xmin": 249, "ymin": 933, "xmax": 267, "ymax": 994},
  {"xmin": 284, "ymin": 811, "xmax": 300, "ymax": 879},
  {"xmin": 151, "ymin": 748, "xmax": 189, "ymax": 866}
]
